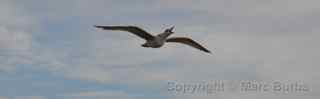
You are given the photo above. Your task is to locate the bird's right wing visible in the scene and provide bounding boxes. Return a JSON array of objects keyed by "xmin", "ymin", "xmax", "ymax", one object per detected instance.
[
  {"xmin": 166, "ymin": 37, "xmax": 211, "ymax": 53},
  {"xmin": 95, "ymin": 25, "xmax": 154, "ymax": 40}
]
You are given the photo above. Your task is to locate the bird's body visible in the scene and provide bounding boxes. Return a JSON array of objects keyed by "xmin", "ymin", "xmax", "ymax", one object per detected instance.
[
  {"xmin": 143, "ymin": 30, "xmax": 174, "ymax": 48},
  {"xmin": 94, "ymin": 25, "xmax": 211, "ymax": 53},
  {"xmin": 142, "ymin": 37, "xmax": 164, "ymax": 48}
]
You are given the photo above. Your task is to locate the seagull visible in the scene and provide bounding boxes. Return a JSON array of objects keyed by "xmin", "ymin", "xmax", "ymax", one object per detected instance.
[{"xmin": 94, "ymin": 25, "xmax": 211, "ymax": 53}]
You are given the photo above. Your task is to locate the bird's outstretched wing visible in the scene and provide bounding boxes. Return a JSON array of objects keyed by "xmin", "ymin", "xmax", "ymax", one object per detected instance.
[
  {"xmin": 95, "ymin": 25, "xmax": 154, "ymax": 40},
  {"xmin": 166, "ymin": 37, "xmax": 211, "ymax": 53}
]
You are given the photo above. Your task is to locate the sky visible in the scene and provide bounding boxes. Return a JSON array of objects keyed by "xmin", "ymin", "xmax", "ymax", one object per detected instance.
[{"xmin": 0, "ymin": 0, "xmax": 320, "ymax": 99}]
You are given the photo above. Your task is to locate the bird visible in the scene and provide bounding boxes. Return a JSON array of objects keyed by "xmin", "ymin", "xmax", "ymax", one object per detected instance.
[{"xmin": 94, "ymin": 25, "xmax": 211, "ymax": 53}]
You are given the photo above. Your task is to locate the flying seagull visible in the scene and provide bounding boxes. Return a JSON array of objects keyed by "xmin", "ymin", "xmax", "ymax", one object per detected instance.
[{"xmin": 94, "ymin": 25, "xmax": 211, "ymax": 53}]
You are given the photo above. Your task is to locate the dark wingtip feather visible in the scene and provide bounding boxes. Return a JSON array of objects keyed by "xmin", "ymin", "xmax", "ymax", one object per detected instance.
[
  {"xmin": 198, "ymin": 44, "xmax": 211, "ymax": 54},
  {"xmin": 204, "ymin": 49, "xmax": 212, "ymax": 54},
  {"xmin": 94, "ymin": 25, "xmax": 103, "ymax": 28}
]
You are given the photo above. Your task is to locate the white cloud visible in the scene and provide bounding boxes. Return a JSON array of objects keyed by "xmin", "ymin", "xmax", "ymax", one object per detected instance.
[
  {"xmin": 0, "ymin": 0, "xmax": 34, "ymax": 72},
  {"xmin": 65, "ymin": 91, "xmax": 131, "ymax": 99},
  {"xmin": 156, "ymin": 0, "xmax": 320, "ymax": 35},
  {"xmin": 163, "ymin": 24, "xmax": 320, "ymax": 99},
  {"xmin": 0, "ymin": 27, "xmax": 32, "ymax": 52},
  {"xmin": 0, "ymin": 0, "xmax": 37, "ymax": 29},
  {"xmin": 156, "ymin": 0, "xmax": 320, "ymax": 16}
]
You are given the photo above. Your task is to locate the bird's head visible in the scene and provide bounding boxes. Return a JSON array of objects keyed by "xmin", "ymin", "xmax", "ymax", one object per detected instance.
[{"xmin": 164, "ymin": 26, "xmax": 174, "ymax": 33}]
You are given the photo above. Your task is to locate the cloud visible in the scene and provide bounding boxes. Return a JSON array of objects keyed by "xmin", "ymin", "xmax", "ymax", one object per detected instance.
[
  {"xmin": 156, "ymin": 0, "xmax": 320, "ymax": 16},
  {"xmin": 1, "ymin": 0, "xmax": 320, "ymax": 99},
  {"xmin": 172, "ymin": 92, "xmax": 316, "ymax": 99},
  {"xmin": 0, "ymin": 96, "xmax": 8, "ymax": 99},
  {"xmin": 14, "ymin": 96, "xmax": 45, "ymax": 99},
  {"xmin": 0, "ymin": 0, "xmax": 35, "ymax": 73},
  {"xmin": 65, "ymin": 91, "xmax": 131, "ymax": 99},
  {"xmin": 167, "ymin": 32, "xmax": 320, "ymax": 98},
  {"xmin": 0, "ymin": 27, "xmax": 31, "ymax": 51},
  {"xmin": 156, "ymin": 0, "xmax": 320, "ymax": 35}
]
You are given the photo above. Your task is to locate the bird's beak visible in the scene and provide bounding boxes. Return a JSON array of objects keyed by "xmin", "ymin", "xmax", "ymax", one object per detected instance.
[{"xmin": 169, "ymin": 26, "xmax": 175, "ymax": 31}]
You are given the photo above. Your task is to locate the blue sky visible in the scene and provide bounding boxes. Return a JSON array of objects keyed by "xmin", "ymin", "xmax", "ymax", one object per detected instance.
[{"xmin": 0, "ymin": 0, "xmax": 320, "ymax": 99}]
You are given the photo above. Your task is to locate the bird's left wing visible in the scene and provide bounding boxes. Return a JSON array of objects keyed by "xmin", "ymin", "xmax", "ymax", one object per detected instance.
[
  {"xmin": 94, "ymin": 25, "xmax": 154, "ymax": 40},
  {"xmin": 166, "ymin": 37, "xmax": 211, "ymax": 53}
]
